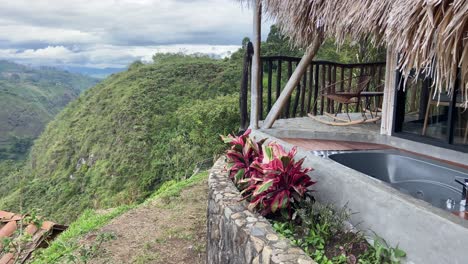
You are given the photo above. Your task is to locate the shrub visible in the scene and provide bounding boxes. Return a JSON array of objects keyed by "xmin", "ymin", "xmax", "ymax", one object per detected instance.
[
  {"xmin": 222, "ymin": 132, "xmax": 314, "ymax": 218},
  {"xmin": 221, "ymin": 129, "xmax": 265, "ymax": 188},
  {"xmin": 245, "ymin": 143, "xmax": 315, "ymax": 217}
]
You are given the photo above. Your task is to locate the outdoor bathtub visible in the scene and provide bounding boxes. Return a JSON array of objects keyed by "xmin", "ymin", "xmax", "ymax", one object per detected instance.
[{"xmin": 328, "ymin": 150, "xmax": 468, "ymax": 212}]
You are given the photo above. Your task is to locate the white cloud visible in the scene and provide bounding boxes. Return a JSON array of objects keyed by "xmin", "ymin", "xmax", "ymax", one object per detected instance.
[
  {"xmin": 0, "ymin": 0, "xmax": 273, "ymax": 68},
  {"xmin": 0, "ymin": 44, "xmax": 241, "ymax": 68}
]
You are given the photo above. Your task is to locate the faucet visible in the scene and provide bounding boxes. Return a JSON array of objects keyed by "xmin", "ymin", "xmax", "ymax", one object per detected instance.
[{"xmin": 454, "ymin": 178, "xmax": 468, "ymax": 208}]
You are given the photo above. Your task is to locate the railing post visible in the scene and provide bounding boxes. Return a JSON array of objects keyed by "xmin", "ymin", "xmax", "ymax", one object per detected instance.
[
  {"xmin": 313, "ymin": 64, "xmax": 319, "ymax": 115},
  {"xmin": 241, "ymin": 52, "xmax": 387, "ymax": 127},
  {"xmin": 261, "ymin": 36, "xmax": 324, "ymax": 129},
  {"xmin": 267, "ymin": 60, "xmax": 273, "ymax": 112},
  {"xmin": 306, "ymin": 64, "xmax": 314, "ymax": 113},
  {"xmin": 300, "ymin": 68, "xmax": 307, "ymax": 116},
  {"xmin": 284, "ymin": 60, "xmax": 293, "ymax": 117},
  {"xmin": 240, "ymin": 42, "xmax": 254, "ymax": 131}
]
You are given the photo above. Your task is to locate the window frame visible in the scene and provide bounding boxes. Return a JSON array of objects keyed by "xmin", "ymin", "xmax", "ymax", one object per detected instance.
[{"xmin": 392, "ymin": 70, "xmax": 468, "ymax": 153}]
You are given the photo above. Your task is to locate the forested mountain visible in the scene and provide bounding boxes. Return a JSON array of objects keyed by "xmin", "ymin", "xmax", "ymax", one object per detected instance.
[
  {"xmin": 0, "ymin": 25, "xmax": 386, "ymax": 224},
  {"xmin": 0, "ymin": 55, "xmax": 242, "ymax": 223},
  {"xmin": 0, "ymin": 61, "xmax": 99, "ymax": 160}
]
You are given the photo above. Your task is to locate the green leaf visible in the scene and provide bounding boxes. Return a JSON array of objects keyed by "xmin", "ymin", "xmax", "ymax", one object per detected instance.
[
  {"xmin": 280, "ymin": 156, "xmax": 291, "ymax": 168},
  {"xmin": 271, "ymin": 195, "xmax": 280, "ymax": 213},
  {"xmin": 234, "ymin": 169, "xmax": 245, "ymax": 182},
  {"xmin": 221, "ymin": 135, "xmax": 233, "ymax": 143},
  {"xmin": 280, "ymin": 195, "xmax": 289, "ymax": 208},
  {"xmin": 394, "ymin": 248, "xmax": 406, "ymax": 258},
  {"xmin": 253, "ymin": 180, "xmax": 273, "ymax": 196},
  {"xmin": 264, "ymin": 146, "xmax": 273, "ymax": 161}
]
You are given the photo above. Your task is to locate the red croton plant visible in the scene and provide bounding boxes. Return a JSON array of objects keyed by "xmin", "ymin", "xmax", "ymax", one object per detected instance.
[
  {"xmin": 221, "ymin": 129, "xmax": 265, "ymax": 189},
  {"xmin": 222, "ymin": 130, "xmax": 315, "ymax": 219}
]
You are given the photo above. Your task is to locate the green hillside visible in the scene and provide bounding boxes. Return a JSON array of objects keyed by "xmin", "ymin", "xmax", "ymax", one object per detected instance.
[
  {"xmin": 0, "ymin": 27, "xmax": 384, "ymax": 224},
  {"xmin": 0, "ymin": 54, "xmax": 241, "ymax": 223},
  {"xmin": 0, "ymin": 60, "xmax": 98, "ymax": 160}
]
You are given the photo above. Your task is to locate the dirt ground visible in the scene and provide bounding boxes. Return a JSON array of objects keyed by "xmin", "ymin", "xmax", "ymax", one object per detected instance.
[{"xmin": 80, "ymin": 178, "xmax": 208, "ymax": 264}]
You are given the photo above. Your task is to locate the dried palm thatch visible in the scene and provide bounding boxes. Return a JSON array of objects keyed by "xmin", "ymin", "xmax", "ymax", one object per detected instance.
[{"xmin": 241, "ymin": 0, "xmax": 468, "ymax": 106}]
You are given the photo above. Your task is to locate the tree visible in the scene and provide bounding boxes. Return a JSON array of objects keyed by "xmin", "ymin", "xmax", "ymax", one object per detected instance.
[
  {"xmin": 262, "ymin": 25, "xmax": 303, "ymax": 57},
  {"xmin": 259, "ymin": 25, "xmax": 386, "ymax": 63}
]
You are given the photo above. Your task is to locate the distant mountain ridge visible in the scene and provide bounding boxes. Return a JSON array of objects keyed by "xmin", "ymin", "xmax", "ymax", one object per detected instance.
[
  {"xmin": 58, "ymin": 66, "xmax": 126, "ymax": 79},
  {"xmin": 0, "ymin": 60, "xmax": 99, "ymax": 160}
]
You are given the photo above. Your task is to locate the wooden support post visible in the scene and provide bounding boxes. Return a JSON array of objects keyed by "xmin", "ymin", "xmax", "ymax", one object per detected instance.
[
  {"xmin": 250, "ymin": 0, "xmax": 261, "ymax": 129},
  {"xmin": 380, "ymin": 47, "xmax": 398, "ymax": 135},
  {"xmin": 240, "ymin": 42, "xmax": 254, "ymax": 131},
  {"xmin": 261, "ymin": 35, "xmax": 323, "ymax": 129}
]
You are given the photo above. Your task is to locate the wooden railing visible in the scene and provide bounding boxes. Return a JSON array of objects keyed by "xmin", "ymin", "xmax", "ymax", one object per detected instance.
[{"xmin": 239, "ymin": 44, "xmax": 386, "ymax": 130}]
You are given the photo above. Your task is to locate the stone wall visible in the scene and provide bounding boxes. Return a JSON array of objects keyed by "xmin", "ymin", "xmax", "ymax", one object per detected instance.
[{"xmin": 207, "ymin": 157, "xmax": 315, "ymax": 264}]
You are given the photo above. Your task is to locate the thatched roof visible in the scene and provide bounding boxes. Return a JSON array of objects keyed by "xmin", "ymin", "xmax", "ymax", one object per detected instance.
[{"xmin": 242, "ymin": 0, "xmax": 468, "ymax": 105}]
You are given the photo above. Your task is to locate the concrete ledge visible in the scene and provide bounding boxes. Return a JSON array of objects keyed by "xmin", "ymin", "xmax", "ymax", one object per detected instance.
[
  {"xmin": 251, "ymin": 129, "xmax": 468, "ymax": 264},
  {"xmin": 260, "ymin": 117, "xmax": 467, "ymax": 165},
  {"xmin": 207, "ymin": 157, "xmax": 315, "ymax": 264}
]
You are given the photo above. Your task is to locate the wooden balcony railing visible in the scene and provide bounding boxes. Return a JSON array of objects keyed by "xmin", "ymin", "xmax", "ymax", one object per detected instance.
[{"xmin": 239, "ymin": 43, "xmax": 386, "ymax": 130}]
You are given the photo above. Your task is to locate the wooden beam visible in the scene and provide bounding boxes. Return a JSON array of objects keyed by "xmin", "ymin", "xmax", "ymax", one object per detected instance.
[
  {"xmin": 380, "ymin": 46, "xmax": 398, "ymax": 135},
  {"xmin": 261, "ymin": 34, "xmax": 323, "ymax": 129},
  {"xmin": 239, "ymin": 42, "xmax": 253, "ymax": 131},
  {"xmin": 250, "ymin": 0, "xmax": 261, "ymax": 129}
]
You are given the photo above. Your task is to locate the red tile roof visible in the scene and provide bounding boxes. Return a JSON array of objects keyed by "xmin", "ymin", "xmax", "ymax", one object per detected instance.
[{"xmin": 0, "ymin": 210, "xmax": 67, "ymax": 264}]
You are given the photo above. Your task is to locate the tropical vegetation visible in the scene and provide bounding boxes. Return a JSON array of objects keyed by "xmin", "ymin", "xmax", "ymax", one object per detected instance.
[
  {"xmin": 0, "ymin": 60, "xmax": 98, "ymax": 161},
  {"xmin": 222, "ymin": 132, "xmax": 406, "ymax": 264},
  {"xmin": 0, "ymin": 24, "xmax": 387, "ymax": 226},
  {"xmin": 0, "ymin": 54, "xmax": 242, "ymax": 223}
]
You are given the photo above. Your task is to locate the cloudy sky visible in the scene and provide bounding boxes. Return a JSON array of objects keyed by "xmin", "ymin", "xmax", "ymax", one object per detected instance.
[{"xmin": 0, "ymin": 0, "xmax": 271, "ymax": 69}]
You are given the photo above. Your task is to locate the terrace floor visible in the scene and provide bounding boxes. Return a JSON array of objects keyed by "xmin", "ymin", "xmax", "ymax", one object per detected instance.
[
  {"xmin": 257, "ymin": 115, "xmax": 467, "ymax": 166},
  {"xmin": 263, "ymin": 114, "xmax": 381, "ymax": 134},
  {"xmin": 258, "ymin": 115, "xmax": 382, "ymax": 145},
  {"xmin": 280, "ymin": 138, "xmax": 390, "ymax": 151}
]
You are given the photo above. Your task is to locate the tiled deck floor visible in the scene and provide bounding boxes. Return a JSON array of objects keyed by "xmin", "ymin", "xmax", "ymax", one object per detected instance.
[
  {"xmin": 261, "ymin": 114, "xmax": 381, "ymax": 135},
  {"xmin": 281, "ymin": 138, "xmax": 391, "ymax": 151}
]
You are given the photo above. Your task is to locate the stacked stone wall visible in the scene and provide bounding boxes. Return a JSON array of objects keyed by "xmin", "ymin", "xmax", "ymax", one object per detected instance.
[{"xmin": 207, "ymin": 157, "xmax": 315, "ymax": 264}]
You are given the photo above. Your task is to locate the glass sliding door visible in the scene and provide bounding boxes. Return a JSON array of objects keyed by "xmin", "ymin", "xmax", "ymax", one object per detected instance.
[{"xmin": 393, "ymin": 70, "xmax": 467, "ymax": 152}]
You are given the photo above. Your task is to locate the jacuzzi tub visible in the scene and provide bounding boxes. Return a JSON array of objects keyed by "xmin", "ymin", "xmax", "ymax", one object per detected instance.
[{"xmin": 328, "ymin": 150, "xmax": 468, "ymax": 211}]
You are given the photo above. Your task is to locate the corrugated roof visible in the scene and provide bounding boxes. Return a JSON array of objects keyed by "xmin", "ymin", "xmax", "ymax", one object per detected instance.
[{"xmin": 0, "ymin": 210, "xmax": 66, "ymax": 264}]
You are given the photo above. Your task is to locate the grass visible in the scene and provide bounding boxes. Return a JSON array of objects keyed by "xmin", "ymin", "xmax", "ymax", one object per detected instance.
[
  {"xmin": 30, "ymin": 171, "xmax": 208, "ymax": 264},
  {"xmin": 147, "ymin": 171, "xmax": 208, "ymax": 202},
  {"xmin": 30, "ymin": 206, "xmax": 133, "ymax": 264},
  {"xmin": 133, "ymin": 252, "xmax": 161, "ymax": 264}
]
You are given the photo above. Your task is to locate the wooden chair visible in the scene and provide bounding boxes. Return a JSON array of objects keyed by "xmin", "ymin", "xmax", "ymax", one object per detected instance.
[{"xmin": 308, "ymin": 75, "xmax": 381, "ymax": 126}]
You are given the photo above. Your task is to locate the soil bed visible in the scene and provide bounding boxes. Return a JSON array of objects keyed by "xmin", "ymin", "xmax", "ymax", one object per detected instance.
[{"xmin": 78, "ymin": 176, "xmax": 208, "ymax": 264}]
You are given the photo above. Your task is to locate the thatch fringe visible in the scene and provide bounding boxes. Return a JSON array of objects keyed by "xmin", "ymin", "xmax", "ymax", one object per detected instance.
[{"xmin": 241, "ymin": 0, "xmax": 468, "ymax": 105}]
